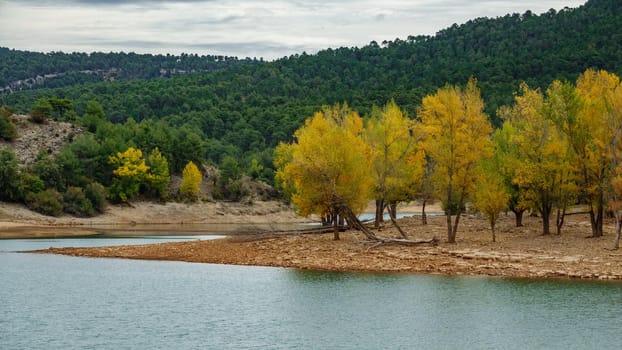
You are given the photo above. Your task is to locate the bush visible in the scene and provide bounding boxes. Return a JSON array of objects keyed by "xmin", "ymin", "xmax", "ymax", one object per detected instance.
[
  {"xmin": 18, "ymin": 173, "xmax": 45, "ymax": 199},
  {"xmin": 30, "ymin": 98, "xmax": 53, "ymax": 124},
  {"xmin": 63, "ymin": 186, "xmax": 94, "ymax": 217},
  {"xmin": 26, "ymin": 189, "xmax": 63, "ymax": 217},
  {"xmin": 0, "ymin": 114, "xmax": 17, "ymax": 141},
  {"xmin": 31, "ymin": 154, "xmax": 64, "ymax": 191},
  {"xmin": 85, "ymin": 182, "xmax": 107, "ymax": 213}
]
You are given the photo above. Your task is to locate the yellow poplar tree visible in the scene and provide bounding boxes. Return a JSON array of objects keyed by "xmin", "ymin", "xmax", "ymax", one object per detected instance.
[
  {"xmin": 419, "ymin": 78, "xmax": 493, "ymax": 243},
  {"xmin": 365, "ymin": 100, "xmax": 425, "ymax": 230},
  {"xmin": 108, "ymin": 147, "xmax": 150, "ymax": 202},
  {"xmin": 499, "ymin": 83, "xmax": 571, "ymax": 235},
  {"xmin": 180, "ymin": 161, "xmax": 202, "ymax": 200},
  {"xmin": 473, "ymin": 167, "xmax": 510, "ymax": 242},
  {"xmin": 543, "ymin": 80, "xmax": 581, "ymax": 235},
  {"xmin": 492, "ymin": 124, "xmax": 530, "ymax": 227},
  {"xmin": 606, "ymin": 73, "xmax": 622, "ymax": 249},
  {"xmin": 571, "ymin": 69, "xmax": 621, "ymax": 237},
  {"xmin": 274, "ymin": 104, "xmax": 373, "ymax": 240}
]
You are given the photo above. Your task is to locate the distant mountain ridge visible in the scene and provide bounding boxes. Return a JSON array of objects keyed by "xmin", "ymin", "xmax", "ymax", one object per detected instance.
[
  {"xmin": 1, "ymin": 0, "xmax": 620, "ymax": 168},
  {"xmin": 0, "ymin": 48, "xmax": 260, "ymax": 91}
]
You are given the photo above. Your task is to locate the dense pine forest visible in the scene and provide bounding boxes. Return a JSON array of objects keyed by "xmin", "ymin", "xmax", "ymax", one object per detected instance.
[{"xmin": 1, "ymin": 0, "xmax": 622, "ymax": 220}]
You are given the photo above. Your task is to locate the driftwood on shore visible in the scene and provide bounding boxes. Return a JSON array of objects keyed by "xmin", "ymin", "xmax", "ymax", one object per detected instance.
[{"xmin": 228, "ymin": 212, "xmax": 438, "ymax": 246}]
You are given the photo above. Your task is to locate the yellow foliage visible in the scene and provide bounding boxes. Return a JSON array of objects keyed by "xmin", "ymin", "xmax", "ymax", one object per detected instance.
[
  {"xmin": 180, "ymin": 161, "xmax": 202, "ymax": 199},
  {"xmin": 109, "ymin": 147, "xmax": 150, "ymax": 178},
  {"xmin": 365, "ymin": 100, "xmax": 426, "ymax": 204},
  {"xmin": 274, "ymin": 104, "xmax": 373, "ymax": 218},
  {"xmin": 473, "ymin": 169, "xmax": 510, "ymax": 241},
  {"xmin": 419, "ymin": 78, "xmax": 493, "ymax": 242},
  {"xmin": 500, "ymin": 84, "xmax": 571, "ymax": 212}
]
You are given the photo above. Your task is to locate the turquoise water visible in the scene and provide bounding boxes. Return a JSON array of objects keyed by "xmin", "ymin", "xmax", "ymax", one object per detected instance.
[
  {"xmin": 1, "ymin": 238, "xmax": 621, "ymax": 349},
  {"xmin": 0, "ymin": 235, "xmax": 224, "ymax": 252}
]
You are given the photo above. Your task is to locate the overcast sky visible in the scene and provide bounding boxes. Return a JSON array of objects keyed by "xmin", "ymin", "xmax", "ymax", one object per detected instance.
[{"xmin": 0, "ymin": 0, "xmax": 586, "ymax": 60}]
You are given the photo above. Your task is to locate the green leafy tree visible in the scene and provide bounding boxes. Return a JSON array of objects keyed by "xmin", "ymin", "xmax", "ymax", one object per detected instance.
[
  {"xmin": 31, "ymin": 153, "xmax": 64, "ymax": 191},
  {"xmin": 145, "ymin": 147, "xmax": 170, "ymax": 200},
  {"xmin": 30, "ymin": 98, "xmax": 53, "ymax": 124},
  {"xmin": 0, "ymin": 149, "xmax": 22, "ymax": 202},
  {"xmin": 83, "ymin": 100, "xmax": 106, "ymax": 132},
  {"xmin": 47, "ymin": 98, "xmax": 73, "ymax": 121},
  {"xmin": 248, "ymin": 158, "xmax": 264, "ymax": 180},
  {"xmin": 0, "ymin": 106, "xmax": 18, "ymax": 141},
  {"xmin": 85, "ymin": 182, "xmax": 107, "ymax": 213},
  {"xmin": 63, "ymin": 186, "xmax": 95, "ymax": 217},
  {"xmin": 218, "ymin": 155, "xmax": 245, "ymax": 200}
]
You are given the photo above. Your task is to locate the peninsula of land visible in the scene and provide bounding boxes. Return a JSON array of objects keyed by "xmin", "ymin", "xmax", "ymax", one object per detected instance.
[{"xmin": 4, "ymin": 201, "xmax": 620, "ymax": 281}]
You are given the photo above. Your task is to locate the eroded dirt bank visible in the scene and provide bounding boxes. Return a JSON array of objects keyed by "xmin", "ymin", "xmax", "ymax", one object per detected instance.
[
  {"xmin": 0, "ymin": 200, "xmax": 308, "ymax": 238},
  {"xmin": 33, "ymin": 214, "xmax": 622, "ymax": 281}
]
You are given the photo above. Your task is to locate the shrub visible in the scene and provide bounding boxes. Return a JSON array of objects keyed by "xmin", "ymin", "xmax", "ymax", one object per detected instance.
[
  {"xmin": 84, "ymin": 182, "xmax": 107, "ymax": 213},
  {"xmin": 18, "ymin": 173, "xmax": 45, "ymax": 199},
  {"xmin": 31, "ymin": 154, "xmax": 64, "ymax": 191},
  {"xmin": 30, "ymin": 98, "xmax": 53, "ymax": 124},
  {"xmin": 0, "ymin": 114, "xmax": 17, "ymax": 141},
  {"xmin": 63, "ymin": 186, "xmax": 94, "ymax": 217},
  {"xmin": 26, "ymin": 189, "xmax": 63, "ymax": 217}
]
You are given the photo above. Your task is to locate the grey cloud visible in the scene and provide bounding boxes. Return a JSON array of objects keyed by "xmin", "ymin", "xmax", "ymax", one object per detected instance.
[
  {"xmin": 71, "ymin": 37, "xmax": 309, "ymax": 58},
  {"xmin": 0, "ymin": 0, "xmax": 588, "ymax": 60},
  {"xmin": 11, "ymin": 0, "xmax": 214, "ymax": 4}
]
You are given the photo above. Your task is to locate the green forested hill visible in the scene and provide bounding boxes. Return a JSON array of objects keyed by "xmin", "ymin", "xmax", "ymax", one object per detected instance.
[
  {"xmin": 0, "ymin": 48, "xmax": 260, "ymax": 89},
  {"xmin": 2, "ymin": 0, "xmax": 621, "ymax": 174}
]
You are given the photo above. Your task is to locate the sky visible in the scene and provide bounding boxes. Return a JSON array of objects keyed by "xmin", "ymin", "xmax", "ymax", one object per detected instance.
[{"xmin": 0, "ymin": 0, "xmax": 587, "ymax": 60}]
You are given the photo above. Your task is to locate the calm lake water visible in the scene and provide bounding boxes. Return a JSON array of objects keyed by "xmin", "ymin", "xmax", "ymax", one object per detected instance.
[{"xmin": 1, "ymin": 236, "xmax": 621, "ymax": 349}]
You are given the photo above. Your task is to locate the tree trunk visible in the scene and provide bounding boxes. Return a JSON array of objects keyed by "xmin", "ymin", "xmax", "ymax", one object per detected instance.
[
  {"xmin": 555, "ymin": 207, "xmax": 566, "ymax": 236},
  {"xmin": 491, "ymin": 221, "xmax": 496, "ymax": 243},
  {"xmin": 512, "ymin": 209, "xmax": 524, "ymax": 227},
  {"xmin": 445, "ymin": 186, "xmax": 454, "ymax": 242},
  {"xmin": 590, "ymin": 200, "xmax": 604, "ymax": 238},
  {"xmin": 542, "ymin": 209, "xmax": 551, "ymax": 235},
  {"xmin": 595, "ymin": 201, "xmax": 604, "ymax": 237},
  {"xmin": 446, "ymin": 213, "xmax": 454, "ymax": 243},
  {"xmin": 332, "ymin": 212, "xmax": 340, "ymax": 241},
  {"xmin": 540, "ymin": 191, "xmax": 552, "ymax": 235},
  {"xmin": 614, "ymin": 214, "xmax": 621, "ymax": 250},
  {"xmin": 421, "ymin": 200, "xmax": 427, "ymax": 225},
  {"xmin": 450, "ymin": 211, "xmax": 462, "ymax": 243},
  {"xmin": 374, "ymin": 199, "xmax": 384, "ymax": 228},
  {"xmin": 388, "ymin": 202, "xmax": 397, "ymax": 221}
]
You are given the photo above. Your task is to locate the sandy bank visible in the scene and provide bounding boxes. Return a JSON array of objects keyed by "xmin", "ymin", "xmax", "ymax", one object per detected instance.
[
  {"xmin": 0, "ymin": 200, "xmax": 309, "ymax": 238},
  {"xmin": 32, "ymin": 214, "xmax": 622, "ymax": 281}
]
